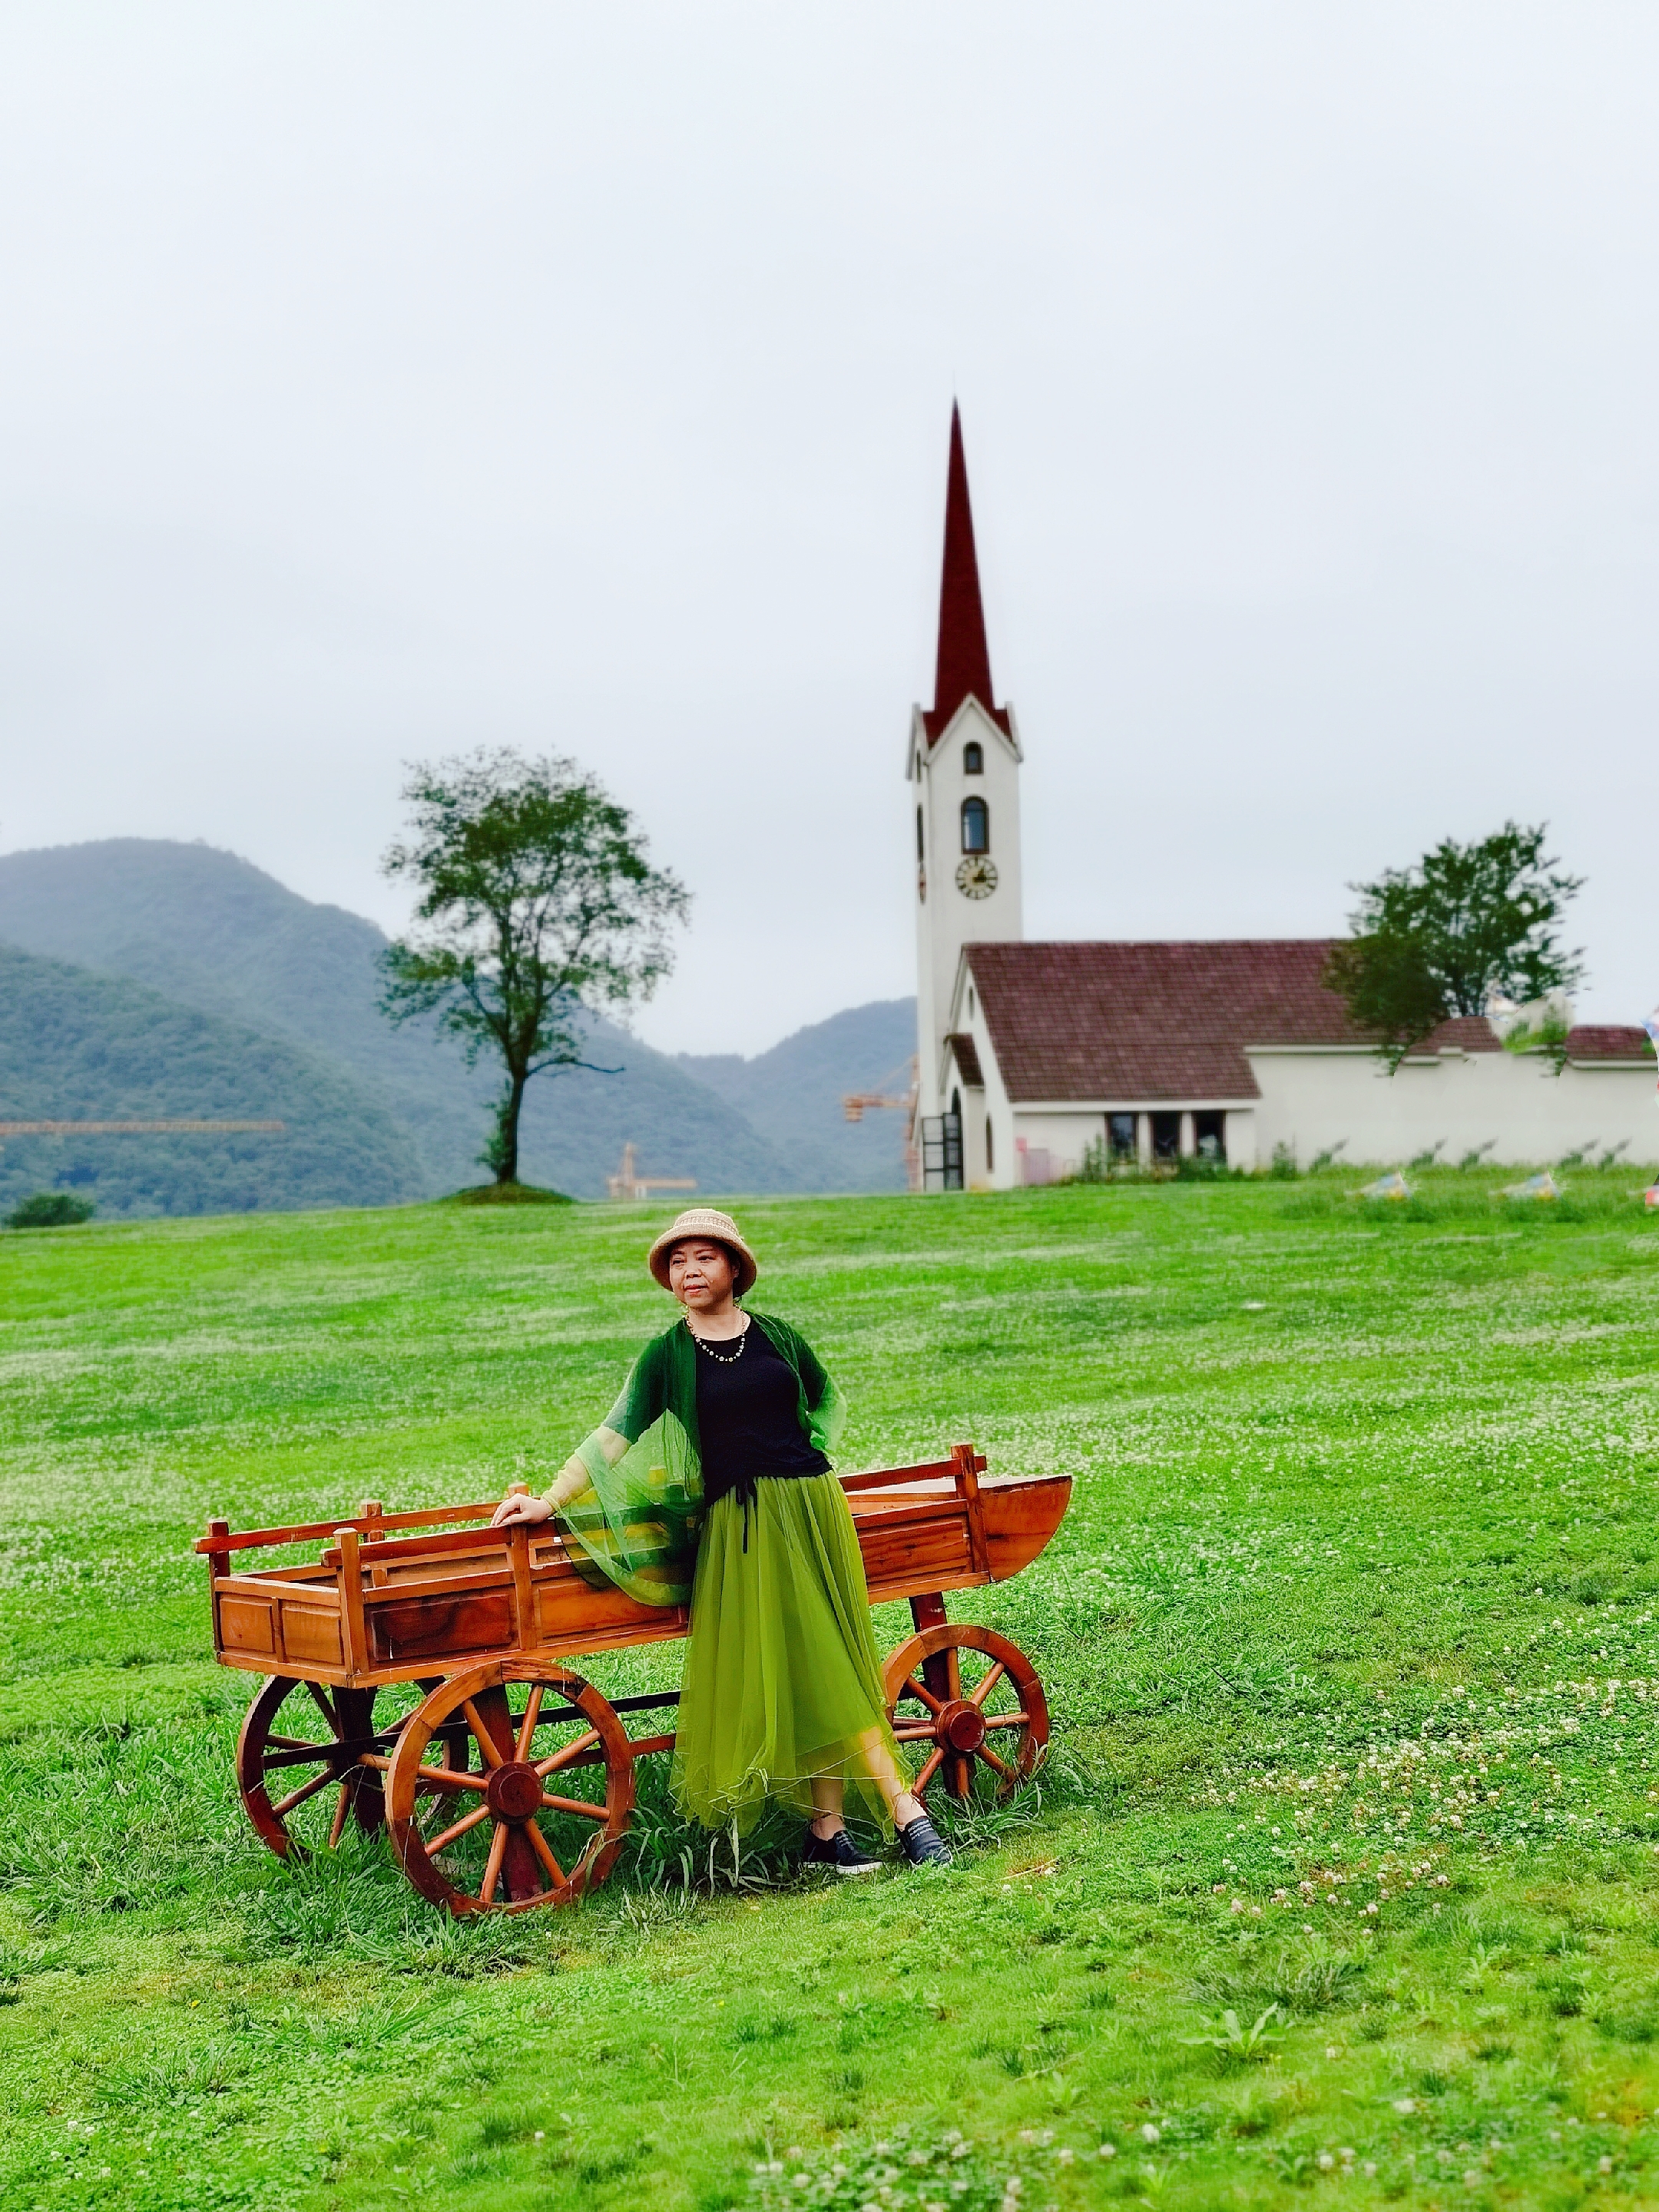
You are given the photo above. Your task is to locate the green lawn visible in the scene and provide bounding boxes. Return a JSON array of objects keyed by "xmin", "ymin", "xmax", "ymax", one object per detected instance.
[{"xmin": 5, "ymin": 1172, "xmax": 1659, "ymax": 2211}]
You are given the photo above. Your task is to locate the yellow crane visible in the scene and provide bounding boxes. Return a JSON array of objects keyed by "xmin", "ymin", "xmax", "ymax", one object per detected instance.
[{"xmin": 840, "ymin": 1058, "xmax": 921, "ymax": 1192}]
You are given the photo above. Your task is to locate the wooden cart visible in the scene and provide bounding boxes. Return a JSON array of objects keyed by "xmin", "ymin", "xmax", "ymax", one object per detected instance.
[{"xmin": 196, "ymin": 1446, "xmax": 1071, "ymax": 1917}]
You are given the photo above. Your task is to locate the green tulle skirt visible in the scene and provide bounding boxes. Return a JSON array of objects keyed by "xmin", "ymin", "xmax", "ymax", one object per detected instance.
[{"xmin": 671, "ymin": 1472, "xmax": 907, "ymax": 1834}]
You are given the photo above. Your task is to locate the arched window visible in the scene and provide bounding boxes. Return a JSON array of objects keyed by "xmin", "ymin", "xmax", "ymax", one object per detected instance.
[
  {"xmin": 951, "ymin": 1088, "xmax": 962, "ymax": 1122},
  {"xmin": 961, "ymin": 796, "xmax": 988, "ymax": 854},
  {"xmin": 985, "ymin": 1116, "xmax": 995, "ymax": 1171},
  {"xmin": 962, "ymin": 740, "xmax": 984, "ymax": 774},
  {"xmin": 916, "ymin": 805, "xmax": 924, "ymax": 861}
]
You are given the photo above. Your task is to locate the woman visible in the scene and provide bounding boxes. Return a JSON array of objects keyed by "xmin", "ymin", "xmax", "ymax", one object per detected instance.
[{"xmin": 492, "ymin": 1207, "xmax": 949, "ymax": 1873}]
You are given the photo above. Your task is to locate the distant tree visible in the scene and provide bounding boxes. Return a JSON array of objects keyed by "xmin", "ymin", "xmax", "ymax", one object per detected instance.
[
  {"xmin": 379, "ymin": 750, "xmax": 690, "ymax": 1187},
  {"xmin": 7, "ymin": 1191, "xmax": 94, "ymax": 1228},
  {"xmin": 1324, "ymin": 822, "xmax": 1585, "ymax": 1072}
]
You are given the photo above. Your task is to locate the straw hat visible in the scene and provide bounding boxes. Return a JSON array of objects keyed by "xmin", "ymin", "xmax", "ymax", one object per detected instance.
[{"xmin": 647, "ymin": 1207, "xmax": 759, "ymax": 1297}]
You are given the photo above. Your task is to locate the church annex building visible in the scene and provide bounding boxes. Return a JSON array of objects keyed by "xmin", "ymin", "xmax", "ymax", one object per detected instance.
[{"xmin": 907, "ymin": 410, "xmax": 1657, "ymax": 1190}]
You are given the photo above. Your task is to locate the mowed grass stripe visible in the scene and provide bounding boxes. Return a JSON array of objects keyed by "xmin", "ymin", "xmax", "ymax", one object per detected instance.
[{"xmin": 2, "ymin": 1172, "xmax": 1658, "ymax": 2209}]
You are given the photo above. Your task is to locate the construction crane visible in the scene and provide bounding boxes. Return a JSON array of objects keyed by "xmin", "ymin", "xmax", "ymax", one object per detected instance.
[
  {"xmin": 605, "ymin": 1141, "xmax": 697, "ymax": 1204},
  {"xmin": 0, "ymin": 1119, "xmax": 286, "ymax": 1135},
  {"xmin": 840, "ymin": 1058, "xmax": 922, "ymax": 1192}
]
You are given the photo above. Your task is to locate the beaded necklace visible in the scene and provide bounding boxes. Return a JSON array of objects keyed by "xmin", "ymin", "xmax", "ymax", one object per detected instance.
[{"xmin": 690, "ymin": 1316, "xmax": 750, "ymax": 1365}]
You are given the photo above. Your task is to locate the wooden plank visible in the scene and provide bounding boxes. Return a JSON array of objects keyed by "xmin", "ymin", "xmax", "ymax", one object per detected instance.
[
  {"xmin": 280, "ymin": 1604, "xmax": 344, "ymax": 1668},
  {"xmin": 204, "ymin": 1518, "xmax": 230, "ymax": 1655},
  {"xmin": 336, "ymin": 1529, "xmax": 368, "ymax": 1672},
  {"xmin": 213, "ymin": 1571, "xmax": 336, "ymax": 1601},
  {"xmin": 370, "ymin": 1588, "xmax": 517, "ymax": 1667},
  {"xmin": 320, "ymin": 1525, "xmax": 512, "ymax": 1571},
  {"xmin": 839, "ymin": 1457, "xmax": 974, "ymax": 1495},
  {"xmin": 193, "ymin": 1502, "xmax": 505, "ymax": 1556},
  {"xmin": 508, "ymin": 1522, "xmax": 535, "ymax": 1649},
  {"xmin": 955, "ymin": 1442, "xmax": 992, "ymax": 1578},
  {"xmin": 218, "ymin": 1595, "xmax": 276, "ymax": 1657}
]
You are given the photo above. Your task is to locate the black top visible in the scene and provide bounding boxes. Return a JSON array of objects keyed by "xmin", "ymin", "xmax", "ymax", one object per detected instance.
[{"xmin": 694, "ymin": 1318, "xmax": 830, "ymax": 1506}]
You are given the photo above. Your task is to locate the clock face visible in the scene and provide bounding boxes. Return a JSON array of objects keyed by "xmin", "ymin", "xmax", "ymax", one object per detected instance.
[{"xmin": 955, "ymin": 855, "xmax": 998, "ymax": 899}]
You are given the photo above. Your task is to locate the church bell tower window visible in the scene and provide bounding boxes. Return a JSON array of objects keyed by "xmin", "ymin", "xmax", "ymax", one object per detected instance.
[
  {"xmin": 963, "ymin": 740, "xmax": 983, "ymax": 774},
  {"xmin": 961, "ymin": 796, "xmax": 989, "ymax": 854}
]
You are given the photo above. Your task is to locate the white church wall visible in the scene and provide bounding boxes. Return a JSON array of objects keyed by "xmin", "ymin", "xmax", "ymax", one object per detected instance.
[
  {"xmin": 1011, "ymin": 1110, "xmax": 1103, "ymax": 1184},
  {"xmin": 1248, "ymin": 1048, "xmax": 1659, "ymax": 1168},
  {"xmin": 912, "ymin": 699, "xmax": 1024, "ymax": 1118},
  {"xmin": 1224, "ymin": 1110, "xmax": 1258, "ymax": 1171}
]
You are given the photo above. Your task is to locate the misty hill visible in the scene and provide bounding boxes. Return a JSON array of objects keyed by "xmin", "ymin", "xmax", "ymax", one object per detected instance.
[
  {"xmin": 0, "ymin": 839, "xmax": 806, "ymax": 1201},
  {"xmin": 0, "ymin": 944, "xmax": 422, "ymax": 1218},
  {"xmin": 678, "ymin": 998, "xmax": 915, "ymax": 1194},
  {"xmin": 0, "ymin": 839, "xmax": 915, "ymax": 1207}
]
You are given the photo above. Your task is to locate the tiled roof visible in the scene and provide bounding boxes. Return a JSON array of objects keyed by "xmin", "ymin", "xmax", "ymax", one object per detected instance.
[
  {"xmin": 943, "ymin": 1031, "xmax": 984, "ymax": 1088},
  {"xmin": 965, "ymin": 940, "xmax": 1506, "ymax": 1104},
  {"xmin": 1565, "ymin": 1025, "xmax": 1656, "ymax": 1061}
]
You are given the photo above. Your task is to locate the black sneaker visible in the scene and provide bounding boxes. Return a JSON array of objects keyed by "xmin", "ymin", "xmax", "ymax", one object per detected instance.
[
  {"xmin": 899, "ymin": 1812, "xmax": 952, "ymax": 1866},
  {"xmin": 801, "ymin": 1824, "xmax": 881, "ymax": 1876}
]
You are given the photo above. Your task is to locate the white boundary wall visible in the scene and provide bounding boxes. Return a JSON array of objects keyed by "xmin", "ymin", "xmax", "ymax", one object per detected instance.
[{"xmin": 1248, "ymin": 1048, "xmax": 1659, "ymax": 1169}]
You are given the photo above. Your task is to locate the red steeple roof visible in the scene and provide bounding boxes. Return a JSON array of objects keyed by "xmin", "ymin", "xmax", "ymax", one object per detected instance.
[{"xmin": 922, "ymin": 403, "xmax": 1011, "ymax": 744}]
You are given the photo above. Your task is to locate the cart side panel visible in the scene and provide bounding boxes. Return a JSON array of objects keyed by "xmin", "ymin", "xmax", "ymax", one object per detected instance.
[
  {"xmin": 280, "ymin": 1600, "xmax": 346, "ymax": 1669},
  {"xmin": 982, "ymin": 1475, "xmax": 1072, "ymax": 1583},
  {"xmin": 532, "ymin": 1560, "xmax": 687, "ymax": 1651},
  {"xmin": 218, "ymin": 1594, "xmax": 277, "ymax": 1660},
  {"xmin": 369, "ymin": 1581, "xmax": 518, "ymax": 1667},
  {"xmin": 856, "ymin": 1498, "xmax": 977, "ymax": 1602}
]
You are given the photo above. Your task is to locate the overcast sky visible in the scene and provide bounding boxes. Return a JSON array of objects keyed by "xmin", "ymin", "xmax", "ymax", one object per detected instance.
[{"xmin": 2, "ymin": 5, "xmax": 1656, "ymax": 1056}]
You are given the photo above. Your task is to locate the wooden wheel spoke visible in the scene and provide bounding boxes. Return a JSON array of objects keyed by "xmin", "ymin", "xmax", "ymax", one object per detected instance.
[
  {"xmin": 982, "ymin": 1710, "xmax": 1031, "ymax": 1730},
  {"xmin": 540, "ymin": 1791, "xmax": 609, "ymax": 1821},
  {"xmin": 408, "ymin": 1760, "xmax": 488, "ymax": 1796},
  {"xmin": 514, "ymin": 1686, "xmax": 545, "ymax": 1760},
  {"xmin": 967, "ymin": 1661, "xmax": 1006, "ymax": 1709},
  {"xmin": 461, "ymin": 1698, "xmax": 506, "ymax": 1769},
  {"xmin": 535, "ymin": 1728, "xmax": 599, "ymax": 1776},
  {"xmin": 478, "ymin": 1823, "xmax": 509, "ymax": 1906},
  {"xmin": 271, "ymin": 1766, "xmax": 338, "ymax": 1818},
  {"xmin": 524, "ymin": 1818, "xmax": 566, "ymax": 1889},
  {"xmin": 326, "ymin": 1783, "xmax": 352, "ymax": 1850},
  {"xmin": 426, "ymin": 1802, "xmax": 494, "ymax": 1854},
  {"xmin": 893, "ymin": 1724, "xmax": 938, "ymax": 1742},
  {"xmin": 268, "ymin": 1732, "xmax": 333, "ymax": 1752},
  {"xmin": 914, "ymin": 1747, "xmax": 945, "ymax": 1792},
  {"xmin": 261, "ymin": 1743, "xmax": 339, "ymax": 1770},
  {"xmin": 899, "ymin": 1674, "xmax": 944, "ymax": 1716},
  {"xmin": 305, "ymin": 1681, "xmax": 342, "ymax": 1736},
  {"xmin": 973, "ymin": 1741, "xmax": 1014, "ymax": 1781}
]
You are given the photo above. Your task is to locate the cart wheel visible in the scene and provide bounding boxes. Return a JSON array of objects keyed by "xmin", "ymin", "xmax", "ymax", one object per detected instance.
[
  {"xmin": 883, "ymin": 1623, "xmax": 1049, "ymax": 1805},
  {"xmin": 237, "ymin": 1675, "xmax": 402, "ymax": 1860},
  {"xmin": 386, "ymin": 1659, "xmax": 636, "ymax": 1916}
]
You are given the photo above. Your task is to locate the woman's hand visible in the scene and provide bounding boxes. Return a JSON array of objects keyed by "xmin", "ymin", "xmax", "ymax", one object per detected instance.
[{"xmin": 492, "ymin": 1492, "xmax": 553, "ymax": 1528}]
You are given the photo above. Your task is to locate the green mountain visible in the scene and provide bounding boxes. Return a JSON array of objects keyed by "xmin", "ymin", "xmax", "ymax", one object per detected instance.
[
  {"xmin": 0, "ymin": 945, "xmax": 422, "ymax": 1218},
  {"xmin": 677, "ymin": 998, "xmax": 916, "ymax": 1193},
  {"xmin": 0, "ymin": 839, "xmax": 801, "ymax": 1202}
]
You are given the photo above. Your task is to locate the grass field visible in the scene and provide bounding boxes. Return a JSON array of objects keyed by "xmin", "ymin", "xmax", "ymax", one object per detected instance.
[{"xmin": 5, "ymin": 1170, "xmax": 1659, "ymax": 2211}]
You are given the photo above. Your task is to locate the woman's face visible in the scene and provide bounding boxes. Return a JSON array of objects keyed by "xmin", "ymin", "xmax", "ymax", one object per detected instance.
[{"xmin": 667, "ymin": 1239, "xmax": 737, "ymax": 1310}]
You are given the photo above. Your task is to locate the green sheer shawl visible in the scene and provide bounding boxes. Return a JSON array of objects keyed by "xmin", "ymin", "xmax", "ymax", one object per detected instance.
[{"xmin": 551, "ymin": 1312, "xmax": 845, "ymax": 1607}]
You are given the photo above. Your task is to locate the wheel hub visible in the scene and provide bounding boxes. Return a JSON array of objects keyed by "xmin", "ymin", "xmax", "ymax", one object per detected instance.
[
  {"xmin": 485, "ymin": 1760, "xmax": 545, "ymax": 1823},
  {"xmin": 939, "ymin": 1700, "xmax": 986, "ymax": 1753}
]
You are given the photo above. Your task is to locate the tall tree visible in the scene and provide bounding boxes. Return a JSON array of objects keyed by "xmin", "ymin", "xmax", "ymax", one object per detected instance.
[
  {"xmin": 1324, "ymin": 821, "xmax": 1584, "ymax": 1071},
  {"xmin": 379, "ymin": 749, "xmax": 690, "ymax": 1185}
]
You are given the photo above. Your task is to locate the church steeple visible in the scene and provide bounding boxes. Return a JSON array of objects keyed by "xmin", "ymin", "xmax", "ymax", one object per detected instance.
[
  {"xmin": 923, "ymin": 403, "xmax": 1011, "ymax": 743},
  {"xmin": 908, "ymin": 404, "xmax": 1025, "ymax": 1139}
]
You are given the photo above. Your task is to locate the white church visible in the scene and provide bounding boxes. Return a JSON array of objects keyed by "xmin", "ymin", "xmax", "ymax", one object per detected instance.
[{"xmin": 908, "ymin": 409, "xmax": 1657, "ymax": 1190}]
